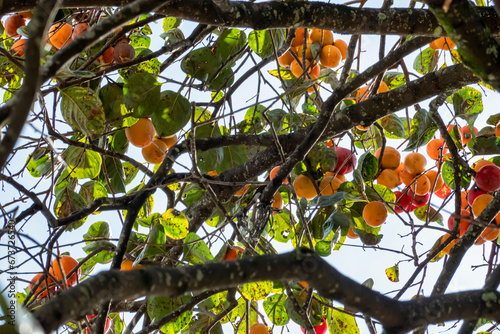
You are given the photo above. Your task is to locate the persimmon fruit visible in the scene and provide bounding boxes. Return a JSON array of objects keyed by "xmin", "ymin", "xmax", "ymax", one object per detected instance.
[
  {"xmin": 293, "ymin": 174, "xmax": 317, "ymax": 200},
  {"xmin": 250, "ymin": 323, "xmax": 269, "ymax": 334},
  {"xmin": 278, "ymin": 51, "xmax": 294, "ymax": 67},
  {"xmin": 426, "ymin": 138, "xmax": 445, "ymax": 160},
  {"xmin": 334, "ymin": 146, "xmax": 357, "ymax": 175},
  {"xmin": 270, "ymin": 166, "xmax": 288, "ymax": 185},
  {"xmin": 476, "ymin": 165, "xmax": 500, "ymax": 192},
  {"xmin": 113, "ymin": 42, "xmax": 135, "ymax": 63},
  {"xmin": 404, "ymin": 152, "xmax": 427, "ymax": 175},
  {"xmin": 120, "ymin": 258, "xmax": 143, "ymax": 271},
  {"xmin": 11, "ymin": 38, "xmax": 27, "ymax": 57},
  {"xmin": 318, "ymin": 175, "xmax": 342, "ymax": 196},
  {"xmin": 309, "ymin": 29, "xmax": 334, "ymax": 47},
  {"xmin": 49, "ymin": 22, "xmax": 73, "ymax": 49},
  {"xmin": 291, "ymin": 28, "xmax": 308, "ymax": 47},
  {"xmin": 29, "ymin": 273, "xmax": 53, "ymax": 298},
  {"xmin": 333, "ymin": 39, "xmax": 348, "ymax": 60},
  {"xmin": 375, "ymin": 146, "xmax": 401, "ymax": 170},
  {"xmin": 362, "ymin": 201, "xmax": 388, "ymax": 227},
  {"xmin": 160, "ymin": 134, "xmax": 178, "ymax": 149},
  {"xmin": 142, "ymin": 138, "xmax": 167, "ymax": 164},
  {"xmin": 125, "ymin": 118, "xmax": 156, "ymax": 148},
  {"xmin": 5, "ymin": 14, "xmax": 25, "ymax": 37},
  {"xmin": 50, "ymin": 255, "xmax": 80, "ymax": 286},
  {"xmin": 319, "ymin": 45, "xmax": 341, "ymax": 68},
  {"xmin": 73, "ymin": 22, "xmax": 90, "ymax": 39},
  {"xmin": 377, "ymin": 169, "xmax": 400, "ymax": 189},
  {"xmin": 224, "ymin": 246, "xmax": 244, "ymax": 261}
]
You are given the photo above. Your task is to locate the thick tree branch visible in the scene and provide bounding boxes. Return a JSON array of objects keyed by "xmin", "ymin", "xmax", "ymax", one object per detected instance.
[
  {"xmin": 3, "ymin": 1, "xmax": 500, "ymax": 36},
  {"xmin": 425, "ymin": 0, "xmax": 500, "ymax": 90},
  {"xmin": 32, "ymin": 248, "xmax": 500, "ymax": 333},
  {"xmin": 0, "ymin": 0, "xmax": 60, "ymax": 171}
]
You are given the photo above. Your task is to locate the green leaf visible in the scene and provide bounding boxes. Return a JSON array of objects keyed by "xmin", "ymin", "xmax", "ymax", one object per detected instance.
[
  {"xmin": 366, "ymin": 184, "xmax": 396, "ymax": 205},
  {"xmin": 181, "ymin": 46, "xmax": 223, "ymax": 82},
  {"xmin": 130, "ymin": 33, "xmax": 151, "ymax": 49},
  {"xmin": 240, "ymin": 281, "xmax": 273, "ymax": 301},
  {"xmin": 441, "ymin": 160, "xmax": 471, "ymax": 190},
  {"xmin": 162, "ymin": 209, "xmax": 189, "ymax": 240},
  {"xmin": 237, "ymin": 104, "xmax": 267, "ymax": 134},
  {"xmin": 248, "ymin": 29, "xmax": 285, "ymax": 58},
  {"xmin": 468, "ymin": 137, "xmax": 500, "ymax": 155},
  {"xmin": 65, "ymin": 146, "xmax": 102, "ymax": 179},
  {"xmin": 413, "ymin": 47, "xmax": 438, "ymax": 75},
  {"xmin": 82, "ymin": 240, "xmax": 115, "ymax": 264},
  {"xmin": 315, "ymin": 240, "xmax": 332, "ymax": 256},
  {"xmin": 133, "ymin": 48, "xmax": 161, "ymax": 75},
  {"xmin": 268, "ymin": 210, "xmax": 295, "ymax": 243},
  {"xmin": 487, "ymin": 112, "xmax": 500, "ymax": 126},
  {"xmin": 356, "ymin": 152, "xmax": 378, "ymax": 182},
  {"xmin": 219, "ymin": 145, "xmax": 247, "ymax": 173},
  {"xmin": 148, "ymin": 295, "xmax": 192, "ymax": 334},
  {"xmin": 183, "ymin": 232, "xmax": 213, "ymax": 264},
  {"xmin": 268, "ymin": 68, "xmax": 295, "ymax": 80},
  {"xmin": 215, "ymin": 29, "xmax": 246, "ymax": 63},
  {"xmin": 161, "ymin": 28, "xmax": 185, "ymax": 44},
  {"xmin": 163, "ymin": 17, "xmax": 182, "ymax": 31},
  {"xmin": 108, "ymin": 129, "xmax": 129, "ymax": 154},
  {"xmin": 99, "ymin": 83, "xmax": 134, "ymax": 128},
  {"xmin": 309, "ymin": 192, "xmax": 346, "ymax": 208},
  {"xmin": 182, "ymin": 183, "xmax": 207, "ymax": 206},
  {"xmin": 79, "ymin": 181, "xmax": 107, "ymax": 206},
  {"xmin": 405, "ymin": 108, "xmax": 437, "ymax": 151},
  {"xmin": 60, "ymin": 87, "xmax": 105, "ymax": 140},
  {"xmin": 123, "ymin": 162, "xmax": 139, "ymax": 185},
  {"xmin": 53, "ymin": 188, "xmax": 87, "ymax": 230},
  {"xmin": 452, "ymin": 86, "xmax": 483, "ymax": 123},
  {"xmin": 413, "ymin": 205, "xmax": 443, "ymax": 225},
  {"xmin": 123, "ymin": 73, "xmax": 162, "ymax": 118},
  {"xmin": 327, "ymin": 307, "xmax": 360, "ymax": 334},
  {"xmin": 384, "ymin": 71, "xmax": 406, "ymax": 89},
  {"xmin": 194, "ymin": 117, "xmax": 223, "ymax": 174},
  {"xmin": 26, "ymin": 153, "xmax": 51, "ymax": 178},
  {"xmin": 151, "ymin": 90, "xmax": 191, "ymax": 137},
  {"xmin": 206, "ymin": 66, "xmax": 234, "ymax": 91},
  {"xmin": 101, "ymin": 157, "xmax": 126, "ymax": 194},
  {"xmin": 83, "ymin": 221, "xmax": 110, "ymax": 243},
  {"xmin": 263, "ymin": 294, "xmax": 289, "ymax": 326},
  {"xmin": 136, "ymin": 223, "xmax": 167, "ymax": 261},
  {"xmin": 379, "ymin": 114, "xmax": 406, "ymax": 139}
]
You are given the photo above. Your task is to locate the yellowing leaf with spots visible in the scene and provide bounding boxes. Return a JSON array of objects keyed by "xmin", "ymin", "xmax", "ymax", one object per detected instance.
[
  {"xmin": 162, "ymin": 209, "xmax": 189, "ymax": 239},
  {"xmin": 327, "ymin": 307, "xmax": 360, "ymax": 334},
  {"xmin": 385, "ymin": 263, "xmax": 399, "ymax": 282},
  {"xmin": 239, "ymin": 281, "xmax": 272, "ymax": 301}
]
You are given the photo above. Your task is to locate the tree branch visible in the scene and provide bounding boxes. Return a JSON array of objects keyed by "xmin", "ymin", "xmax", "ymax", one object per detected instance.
[{"xmin": 32, "ymin": 248, "xmax": 500, "ymax": 333}]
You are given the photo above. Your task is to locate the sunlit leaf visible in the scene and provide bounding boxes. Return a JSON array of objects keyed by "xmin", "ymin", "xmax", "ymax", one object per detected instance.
[
  {"xmin": 162, "ymin": 209, "xmax": 189, "ymax": 240},
  {"xmin": 385, "ymin": 264, "xmax": 399, "ymax": 282},
  {"xmin": 240, "ymin": 281, "xmax": 272, "ymax": 301},
  {"xmin": 61, "ymin": 87, "xmax": 105, "ymax": 140}
]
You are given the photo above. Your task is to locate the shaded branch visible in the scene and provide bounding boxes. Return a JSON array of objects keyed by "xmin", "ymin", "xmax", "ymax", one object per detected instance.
[
  {"xmin": 32, "ymin": 248, "xmax": 500, "ymax": 334},
  {"xmin": 4, "ymin": 1, "xmax": 500, "ymax": 36},
  {"xmin": 425, "ymin": 0, "xmax": 500, "ymax": 90}
]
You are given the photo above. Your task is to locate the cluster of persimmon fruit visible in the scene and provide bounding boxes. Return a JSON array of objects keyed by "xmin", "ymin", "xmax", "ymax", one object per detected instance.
[
  {"xmin": 124, "ymin": 118, "xmax": 178, "ymax": 164},
  {"xmin": 28, "ymin": 256, "xmax": 143, "ymax": 332},
  {"xmin": 373, "ymin": 122, "xmax": 500, "ymax": 254},
  {"xmin": 4, "ymin": 12, "xmax": 135, "ymax": 65},
  {"xmin": 28, "ymin": 256, "xmax": 142, "ymax": 299},
  {"xmin": 277, "ymin": 28, "xmax": 348, "ymax": 92}
]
